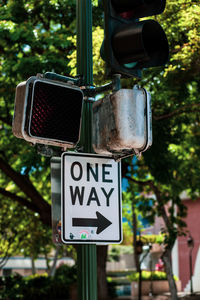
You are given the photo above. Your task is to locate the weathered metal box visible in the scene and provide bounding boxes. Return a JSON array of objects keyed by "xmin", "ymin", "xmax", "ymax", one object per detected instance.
[
  {"xmin": 92, "ymin": 86, "xmax": 152, "ymax": 157},
  {"xmin": 12, "ymin": 76, "xmax": 84, "ymax": 148},
  {"xmin": 12, "ymin": 76, "xmax": 36, "ymax": 140}
]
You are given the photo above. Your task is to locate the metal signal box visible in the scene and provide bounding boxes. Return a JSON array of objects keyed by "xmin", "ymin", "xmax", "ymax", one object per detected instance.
[
  {"xmin": 12, "ymin": 76, "xmax": 84, "ymax": 148},
  {"xmin": 92, "ymin": 86, "xmax": 152, "ymax": 157}
]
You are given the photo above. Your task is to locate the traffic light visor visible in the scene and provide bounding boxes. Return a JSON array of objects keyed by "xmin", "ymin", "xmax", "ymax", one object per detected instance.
[{"xmin": 112, "ymin": 20, "xmax": 169, "ymax": 68}]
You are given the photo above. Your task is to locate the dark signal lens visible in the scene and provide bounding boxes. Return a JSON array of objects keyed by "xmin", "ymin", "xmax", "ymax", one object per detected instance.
[{"xmin": 29, "ymin": 81, "xmax": 83, "ymax": 144}]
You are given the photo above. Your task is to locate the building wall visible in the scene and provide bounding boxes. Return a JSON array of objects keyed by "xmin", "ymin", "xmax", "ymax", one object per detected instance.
[
  {"xmin": 178, "ymin": 198, "xmax": 200, "ymax": 290},
  {"xmin": 0, "ymin": 257, "xmax": 75, "ymax": 277}
]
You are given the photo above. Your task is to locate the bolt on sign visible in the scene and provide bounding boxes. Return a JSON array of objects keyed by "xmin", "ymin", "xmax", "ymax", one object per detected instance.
[{"xmin": 61, "ymin": 152, "xmax": 122, "ymax": 244}]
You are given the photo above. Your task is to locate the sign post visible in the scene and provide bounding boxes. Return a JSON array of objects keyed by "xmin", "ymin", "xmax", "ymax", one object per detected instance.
[{"xmin": 76, "ymin": 1, "xmax": 97, "ymax": 299}]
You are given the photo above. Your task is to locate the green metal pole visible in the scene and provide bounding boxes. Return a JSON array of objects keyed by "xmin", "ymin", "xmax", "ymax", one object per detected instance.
[{"xmin": 76, "ymin": 1, "xmax": 97, "ymax": 300}]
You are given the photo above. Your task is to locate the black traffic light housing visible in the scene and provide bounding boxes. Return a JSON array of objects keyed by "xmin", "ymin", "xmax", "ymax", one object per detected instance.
[
  {"xmin": 12, "ymin": 76, "xmax": 84, "ymax": 148},
  {"xmin": 101, "ymin": 0, "xmax": 169, "ymax": 77}
]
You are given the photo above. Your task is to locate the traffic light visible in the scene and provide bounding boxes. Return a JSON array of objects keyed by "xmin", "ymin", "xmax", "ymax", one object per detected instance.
[
  {"xmin": 101, "ymin": 0, "xmax": 169, "ymax": 77},
  {"xmin": 12, "ymin": 76, "xmax": 84, "ymax": 148},
  {"xmin": 92, "ymin": 85, "xmax": 152, "ymax": 158}
]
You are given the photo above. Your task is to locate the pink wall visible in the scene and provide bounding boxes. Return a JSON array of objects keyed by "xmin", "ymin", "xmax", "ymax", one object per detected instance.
[{"xmin": 178, "ymin": 198, "xmax": 200, "ymax": 290}]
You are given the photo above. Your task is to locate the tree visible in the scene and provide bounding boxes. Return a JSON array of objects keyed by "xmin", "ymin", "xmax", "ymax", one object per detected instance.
[
  {"xmin": 121, "ymin": 1, "xmax": 200, "ymax": 299},
  {"xmin": 0, "ymin": 0, "xmax": 78, "ymax": 263},
  {"xmin": 0, "ymin": 1, "xmax": 108, "ymax": 299},
  {"xmin": 1, "ymin": 1, "xmax": 200, "ymax": 300}
]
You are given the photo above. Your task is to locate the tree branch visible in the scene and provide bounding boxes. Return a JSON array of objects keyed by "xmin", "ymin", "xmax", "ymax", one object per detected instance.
[
  {"xmin": 0, "ymin": 187, "xmax": 39, "ymax": 213},
  {"xmin": 0, "ymin": 115, "xmax": 12, "ymax": 127},
  {"xmin": 125, "ymin": 175, "xmax": 173, "ymax": 231},
  {"xmin": 125, "ymin": 175, "xmax": 153, "ymax": 187},
  {"xmin": 153, "ymin": 103, "xmax": 200, "ymax": 121},
  {"xmin": 0, "ymin": 157, "xmax": 51, "ymax": 226}
]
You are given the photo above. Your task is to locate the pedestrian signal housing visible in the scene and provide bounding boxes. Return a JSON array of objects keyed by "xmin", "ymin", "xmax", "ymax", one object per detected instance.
[
  {"xmin": 92, "ymin": 86, "xmax": 152, "ymax": 157},
  {"xmin": 12, "ymin": 77, "xmax": 84, "ymax": 148}
]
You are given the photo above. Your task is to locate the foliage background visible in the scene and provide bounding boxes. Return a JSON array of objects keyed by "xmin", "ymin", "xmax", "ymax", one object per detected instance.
[{"xmin": 0, "ymin": 3, "xmax": 200, "ymax": 296}]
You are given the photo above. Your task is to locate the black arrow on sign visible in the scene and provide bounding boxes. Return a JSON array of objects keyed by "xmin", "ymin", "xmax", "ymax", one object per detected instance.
[{"xmin": 72, "ymin": 211, "xmax": 112, "ymax": 234}]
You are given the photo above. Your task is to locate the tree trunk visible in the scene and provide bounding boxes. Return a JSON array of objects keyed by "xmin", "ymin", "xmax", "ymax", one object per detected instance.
[
  {"xmin": 31, "ymin": 256, "xmax": 36, "ymax": 275},
  {"xmin": 132, "ymin": 207, "xmax": 140, "ymax": 272},
  {"xmin": 162, "ymin": 248, "xmax": 178, "ymax": 300},
  {"xmin": 0, "ymin": 256, "xmax": 9, "ymax": 269},
  {"xmin": 49, "ymin": 246, "xmax": 60, "ymax": 277},
  {"xmin": 97, "ymin": 245, "xmax": 110, "ymax": 300}
]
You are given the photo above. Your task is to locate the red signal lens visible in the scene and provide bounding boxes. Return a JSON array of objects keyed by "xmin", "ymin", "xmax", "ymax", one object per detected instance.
[
  {"xmin": 120, "ymin": 11, "xmax": 134, "ymax": 19},
  {"xmin": 29, "ymin": 80, "xmax": 83, "ymax": 144}
]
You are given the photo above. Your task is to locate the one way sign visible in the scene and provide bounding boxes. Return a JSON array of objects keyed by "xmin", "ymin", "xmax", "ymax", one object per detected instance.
[{"xmin": 61, "ymin": 152, "xmax": 122, "ymax": 244}]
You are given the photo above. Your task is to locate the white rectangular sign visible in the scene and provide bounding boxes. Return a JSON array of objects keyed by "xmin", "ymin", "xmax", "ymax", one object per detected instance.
[{"xmin": 61, "ymin": 152, "xmax": 122, "ymax": 244}]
